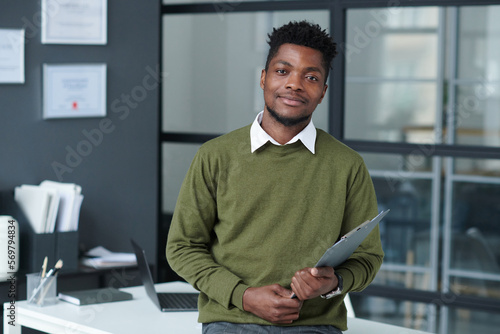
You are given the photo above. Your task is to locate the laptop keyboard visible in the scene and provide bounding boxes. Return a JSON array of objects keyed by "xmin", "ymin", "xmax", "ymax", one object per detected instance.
[{"xmin": 158, "ymin": 293, "xmax": 198, "ymax": 310}]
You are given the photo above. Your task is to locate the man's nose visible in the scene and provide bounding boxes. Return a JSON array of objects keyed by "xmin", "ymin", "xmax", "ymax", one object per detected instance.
[{"xmin": 285, "ymin": 73, "xmax": 303, "ymax": 90}]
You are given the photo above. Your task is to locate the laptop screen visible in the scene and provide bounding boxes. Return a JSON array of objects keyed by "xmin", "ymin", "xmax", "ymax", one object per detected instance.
[{"xmin": 131, "ymin": 239, "xmax": 162, "ymax": 309}]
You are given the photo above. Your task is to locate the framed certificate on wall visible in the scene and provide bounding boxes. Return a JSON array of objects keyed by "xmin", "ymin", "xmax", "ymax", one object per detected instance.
[
  {"xmin": 41, "ymin": 0, "xmax": 107, "ymax": 45},
  {"xmin": 43, "ymin": 64, "xmax": 107, "ymax": 119},
  {"xmin": 0, "ymin": 29, "xmax": 25, "ymax": 84}
]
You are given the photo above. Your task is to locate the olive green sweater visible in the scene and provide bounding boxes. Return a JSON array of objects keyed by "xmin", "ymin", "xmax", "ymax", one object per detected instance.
[{"xmin": 166, "ymin": 125, "xmax": 384, "ymax": 330}]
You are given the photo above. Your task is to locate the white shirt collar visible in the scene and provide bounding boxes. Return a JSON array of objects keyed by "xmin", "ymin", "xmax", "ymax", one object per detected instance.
[{"xmin": 250, "ymin": 111, "xmax": 316, "ymax": 154}]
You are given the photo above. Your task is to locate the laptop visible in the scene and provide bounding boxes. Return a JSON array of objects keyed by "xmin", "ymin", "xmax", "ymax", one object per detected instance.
[
  {"xmin": 130, "ymin": 239, "xmax": 199, "ymax": 312},
  {"xmin": 315, "ymin": 209, "xmax": 390, "ymax": 268}
]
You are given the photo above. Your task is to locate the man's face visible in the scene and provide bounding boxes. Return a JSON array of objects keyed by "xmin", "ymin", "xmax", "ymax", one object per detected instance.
[{"xmin": 260, "ymin": 43, "xmax": 328, "ymax": 127}]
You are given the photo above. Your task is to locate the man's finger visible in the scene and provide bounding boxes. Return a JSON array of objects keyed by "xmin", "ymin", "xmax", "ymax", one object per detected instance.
[
  {"xmin": 273, "ymin": 284, "xmax": 295, "ymax": 299},
  {"xmin": 311, "ymin": 266, "xmax": 335, "ymax": 278}
]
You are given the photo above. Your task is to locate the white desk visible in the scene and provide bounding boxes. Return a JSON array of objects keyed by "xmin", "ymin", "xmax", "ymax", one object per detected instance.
[{"xmin": 4, "ymin": 281, "xmax": 430, "ymax": 334}]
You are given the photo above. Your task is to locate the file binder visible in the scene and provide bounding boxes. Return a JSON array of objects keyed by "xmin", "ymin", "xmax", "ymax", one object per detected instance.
[{"xmin": 0, "ymin": 190, "xmax": 79, "ymax": 273}]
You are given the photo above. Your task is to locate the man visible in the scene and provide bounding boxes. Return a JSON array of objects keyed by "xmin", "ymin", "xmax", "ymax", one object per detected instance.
[{"xmin": 166, "ymin": 20, "xmax": 384, "ymax": 333}]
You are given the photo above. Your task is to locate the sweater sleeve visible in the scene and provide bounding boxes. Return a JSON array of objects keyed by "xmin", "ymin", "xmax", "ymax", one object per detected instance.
[
  {"xmin": 166, "ymin": 148, "xmax": 249, "ymax": 310},
  {"xmin": 335, "ymin": 159, "xmax": 384, "ymax": 293}
]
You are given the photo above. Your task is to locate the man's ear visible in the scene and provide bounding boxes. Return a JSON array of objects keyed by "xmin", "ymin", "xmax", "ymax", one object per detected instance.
[
  {"xmin": 260, "ymin": 69, "xmax": 266, "ymax": 89},
  {"xmin": 318, "ymin": 84, "xmax": 328, "ymax": 104}
]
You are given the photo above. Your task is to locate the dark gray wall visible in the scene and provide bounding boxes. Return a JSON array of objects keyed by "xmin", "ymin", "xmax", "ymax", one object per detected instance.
[{"xmin": 0, "ymin": 0, "xmax": 159, "ymax": 262}]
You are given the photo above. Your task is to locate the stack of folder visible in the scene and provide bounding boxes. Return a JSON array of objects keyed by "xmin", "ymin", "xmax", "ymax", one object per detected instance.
[
  {"xmin": 14, "ymin": 180, "xmax": 83, "ymax": 234},
  {"xmin": 81, "ymin": 246, "xmax": 137, "ymax": 269}
]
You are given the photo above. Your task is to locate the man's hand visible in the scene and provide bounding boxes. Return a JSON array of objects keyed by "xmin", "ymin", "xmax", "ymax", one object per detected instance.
[
  {"xmin": 242, "ymin": 284, "xmax": 303, "ymax": 324},
  {"xmin": 290, "ymin": 267, "xmax": 338, "ymax": 300}
]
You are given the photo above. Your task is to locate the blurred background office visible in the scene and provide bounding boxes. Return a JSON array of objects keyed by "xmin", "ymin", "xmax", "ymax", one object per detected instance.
[{"xmin": 1, "ymin": 1, "xmax": 499, "ymax": 334}]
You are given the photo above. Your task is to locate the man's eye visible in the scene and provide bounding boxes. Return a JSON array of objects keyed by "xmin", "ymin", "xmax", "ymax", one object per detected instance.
[
  {"xmin": 307, "ymin": 76, "xmax": 319, "ymax": 81},
  {"xmin": 276, "ymin": 69, "xmax": 286, "ymax": 74}
]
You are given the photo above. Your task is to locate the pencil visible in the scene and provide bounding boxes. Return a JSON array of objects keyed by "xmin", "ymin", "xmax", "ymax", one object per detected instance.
[{"xmin": 41, "ymin": 256, "xmax": 48, "ymax": 278}]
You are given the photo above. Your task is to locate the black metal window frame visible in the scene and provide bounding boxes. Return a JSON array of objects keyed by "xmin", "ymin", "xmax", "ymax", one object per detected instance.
[{"xmin": 159, "ymin": 0, "xmax": 500, "ymax": 314}]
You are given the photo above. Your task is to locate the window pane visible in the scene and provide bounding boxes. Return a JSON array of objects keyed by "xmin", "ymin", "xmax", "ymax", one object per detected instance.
[
  {"xmin": 372, "ymin": 177, "xmax": 433, "ymax": 268},
  {"xmin": 162, "ymin": 143, "xmax": 201, "ymax": 213},
  {"xmin": 457, "ymin": 6, "xmax": 500, "ymax": 80},
  {"xmin": 162, "ymin": 11, "xmax": 329, "ymax": 134},
  {"xmin": 450, "ymin": 182, "xmax": 500, "ymax": 280},
  {"xmin": 346, "ymin": 7, "xmax": 439, "ymax": 78},
  {"xmin": 454, "ymin": 84, "xmax": 500, "ymax": 147},
  {"xmin": 350, "ymin": 294, "xmax": 434, "ymax": 332},
  {"xmin": 345, "ymin": 82, "xmax": 437, "ymax": 143},
  {"xmin": 454, "ymin": 158, "xmax": 500, "ymax": 177},
  {"xmin": 448, "ymin": 307, "xmax": 500, "ymax": 334},
  {"xmin": 344, "ymin": 7, "xmax": 439, "ymax": 144}
]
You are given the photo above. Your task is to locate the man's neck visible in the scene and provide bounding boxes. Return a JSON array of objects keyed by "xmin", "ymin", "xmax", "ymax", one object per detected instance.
[{"xmin": 261, "ymin": 111, "xmax": 310, "ymax": 145}]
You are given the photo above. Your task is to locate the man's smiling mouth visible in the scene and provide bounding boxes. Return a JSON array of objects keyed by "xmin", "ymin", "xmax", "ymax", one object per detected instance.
[{"xmin": 278, "ymin": 95, "xmax": 306, "ymax": 106}]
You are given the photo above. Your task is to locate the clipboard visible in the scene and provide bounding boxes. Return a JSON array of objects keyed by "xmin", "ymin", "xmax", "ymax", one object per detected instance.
[{"xmin": 315, "ymin": 209, "xmax": 390, "ymax": 268}]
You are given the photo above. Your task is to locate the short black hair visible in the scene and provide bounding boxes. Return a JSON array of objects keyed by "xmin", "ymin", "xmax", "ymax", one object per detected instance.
[{"xmin": 265, "ymin": 20, "xmax": 337, "ymax": 82}]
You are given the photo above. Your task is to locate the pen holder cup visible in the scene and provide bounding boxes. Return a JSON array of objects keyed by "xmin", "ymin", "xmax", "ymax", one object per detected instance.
[{"xmin": 27, "ymin": 272, "xmax": 58, "ymax": 307}]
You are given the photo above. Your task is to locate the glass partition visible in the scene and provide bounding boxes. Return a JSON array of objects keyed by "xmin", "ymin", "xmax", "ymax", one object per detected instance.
[{"xmin": 344, "ymin": 7, "xmax": 440, "ymax": 144}]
